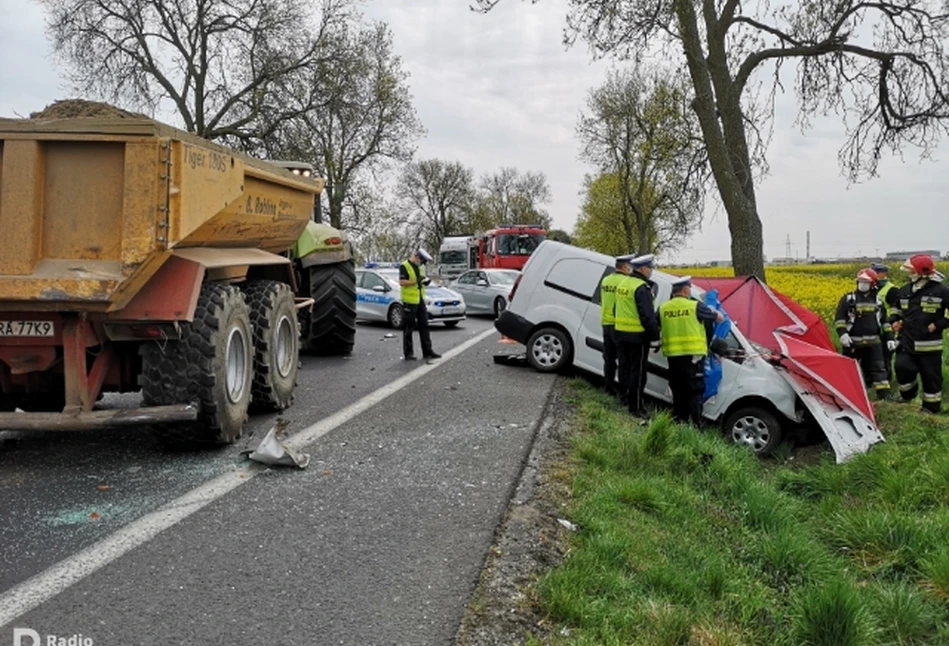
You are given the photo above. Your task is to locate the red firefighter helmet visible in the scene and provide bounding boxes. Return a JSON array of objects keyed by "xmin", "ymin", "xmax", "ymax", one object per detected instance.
[
  {"xmin": 901, "ymin": 254, "xmax": 935, "ymax": 276},
  {"xmin": 855, "ymin": 268, "xmax": 878, "ymax": 286}
]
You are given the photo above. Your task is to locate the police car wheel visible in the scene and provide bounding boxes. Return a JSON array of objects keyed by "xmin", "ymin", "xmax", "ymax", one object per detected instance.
[
  {"xmin": 387, "ymin": 303, "xmax": 404, "ymax": 329},
  {"xmin": 527, "ymin": 327, "xmax": 571, "ymax": 373},
  {"xmin": 724, "ymin": 406, "xmax": 783, "ymax": 456}
]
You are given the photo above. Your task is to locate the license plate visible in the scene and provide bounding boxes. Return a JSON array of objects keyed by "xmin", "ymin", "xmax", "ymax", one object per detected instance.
[
  {"xmin": 0, "ymin": 320, "xmax": 55, "ymax": 337},
  {"xmin": 442, "ymin": 307, "xmax": 460, "ymax": 315}
]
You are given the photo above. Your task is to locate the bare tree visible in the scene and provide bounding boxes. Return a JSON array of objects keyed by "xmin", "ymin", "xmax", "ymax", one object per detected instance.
[
  {"xmin": 578, "ymin": 68, "xmax": 708, "ymax": 255},
  {"xmin": 475, "ymin": 0, "xmax": 949, "ymax": 279},
  {"xmin": 38, "ymin": 0, "xmax": 357, "ymax": 142},
  {"xmin": 402, "ymin": 159, "xmax": 476, "ymax": 253},
  {"xmin": 263, "ymin": 19, "xmax": 425, "ymax": 228},
  {"xmin": 473, "ymin": 167, "xmax": 553, "ymax": 230}
]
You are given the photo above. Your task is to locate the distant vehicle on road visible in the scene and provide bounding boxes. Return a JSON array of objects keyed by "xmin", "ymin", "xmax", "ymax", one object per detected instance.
[
  {"xmin": 357, "ymin": 264, "xmax": 466, "ymax": 329},
  {"xmin": 450, "ymin": 269, "xmax": 520, "ymax": 318},
  {"xmin": 468, "ymin": 225, "xmax": 546, "ymax": 272},
  {"xmin": 437, "ymin": 235, "xmax": 474, "ymax": 280}
]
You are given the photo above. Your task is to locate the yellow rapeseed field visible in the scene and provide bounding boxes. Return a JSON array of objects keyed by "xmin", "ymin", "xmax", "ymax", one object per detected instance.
[{"xmin": 674, "ymin": 262, "xmax": 949, "ymax": 323}]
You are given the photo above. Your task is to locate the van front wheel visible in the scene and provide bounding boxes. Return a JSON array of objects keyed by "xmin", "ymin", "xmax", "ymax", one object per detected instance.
[
  {"xmin": 724, "ymin": 407, "xmax": 783, "ymax": 456},
  {"xmin": 527, "ymin": 327, "xmax": 571, "ymax": 373}
]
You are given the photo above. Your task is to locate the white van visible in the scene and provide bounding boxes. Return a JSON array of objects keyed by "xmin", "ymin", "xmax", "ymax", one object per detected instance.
[{"xmin": 494, "ymin": 241, "xmax": 883, "ymax": 460}]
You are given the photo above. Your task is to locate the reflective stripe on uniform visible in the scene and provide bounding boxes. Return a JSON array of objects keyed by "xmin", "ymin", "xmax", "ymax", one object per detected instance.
[
  {"xmin": 922, "ymin": 392, "xmax": 942, "ymax": 403},
  {"xmin": 851, "ymin": 335, "xmax": 882, "ymax": 345},
  {"xmin": 899, "ymin": 382, "xmax": 917, "ymax": 392},
  {"xmin": 614, "ymin": 275, "xmax": 646, "ymax": 333},
  {"xmin": 659, "ymin": 297, "xmax": 707, "ymax": 357},
  {"xmin": 914, "ymin": 339, "xmax": 944, "ymax": 352},
  {"xmin": 873, "ymin": 382, "xmax": 891, "ymax": 390}
]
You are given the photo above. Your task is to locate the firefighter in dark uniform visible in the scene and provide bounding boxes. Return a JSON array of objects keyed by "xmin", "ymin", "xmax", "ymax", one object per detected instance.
[
  {"xmin": 872, "ymin": 262, "xmax": 899, "ymax": 381},
  {"xmin": 598, "ymin": 254, "xmax": 634, "ymax": 398},
  {"xmin": 614, "ymin": 254, "xmax": 660, "ymax": 416},
  {"xmin": 888, "ymin": 254, "xmax": 949, "ymax": 413},
  {"xmin": 399, "ymin": 249, "xmax": 441, "ymax": 361},
  {"xmin": 658, "ymin": 276, "xmax": 724, "ymax": 425},
  {"xmin": 834, "ymin": 268, "xmax": 895, "ymax": 400}
]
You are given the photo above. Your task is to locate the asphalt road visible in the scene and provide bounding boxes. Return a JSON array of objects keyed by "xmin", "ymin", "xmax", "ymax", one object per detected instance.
[{"xmin": 0, "ymin": 315, "xmax": 557, "ymax": 646}]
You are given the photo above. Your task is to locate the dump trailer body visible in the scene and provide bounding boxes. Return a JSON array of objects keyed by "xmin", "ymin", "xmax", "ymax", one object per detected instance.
[
  {"xmin": 0, "ymin": 116, "xmax": 323, "ymax": 434},
  {"xmin": 0, "ymin": 117, "xmax": 322, "ymax": 311}
]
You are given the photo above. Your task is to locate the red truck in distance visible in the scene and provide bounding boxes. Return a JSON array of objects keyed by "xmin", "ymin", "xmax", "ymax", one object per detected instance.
[{"xmin": 468, "ymin": 225, "xmax": 547, "ymax": 271}]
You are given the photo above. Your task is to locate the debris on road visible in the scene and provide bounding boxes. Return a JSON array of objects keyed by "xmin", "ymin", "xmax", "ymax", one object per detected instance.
[
  {"xmin": 492, "ymin": 353, "xmax": 528, "ymax": 367},
  {"xmin": 557, "ymin": 518, "xmax": 577, "ymax": 532},
  {"xmin": 242, "ymin": 426, "xmax": 310, "ymax": 469}
]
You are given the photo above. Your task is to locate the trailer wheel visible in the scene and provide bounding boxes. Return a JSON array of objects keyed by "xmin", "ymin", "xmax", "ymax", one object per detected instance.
[
  {"xmin": 303, "ymin": 259, "xmax": 356, "ymax": 355},
  {"xmin": 245, "ymin": 280, "xmax": 299, "ymax": 412},
  {"xmin": 142, "ymin": 283, "xmax": 253, "ymax": 444}
]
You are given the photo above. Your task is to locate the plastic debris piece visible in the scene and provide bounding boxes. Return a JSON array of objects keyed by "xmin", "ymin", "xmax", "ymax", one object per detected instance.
[
  {"xmin": 242, "ymin": 426, "xmax": 310, "ymax": 469},
  {"xmin": 557, "ymin": 518, "xmax": 577, "ymax": 532},
  {"xmin": 97, "ymin": 485, "xmax": 110, "ymax": 492}
]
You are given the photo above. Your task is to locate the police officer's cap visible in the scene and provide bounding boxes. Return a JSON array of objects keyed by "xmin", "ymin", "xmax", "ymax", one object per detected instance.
[
  {"xmin": 615, "ymin": 254, "xmax": 635, "ymax": 265},
  {"xmin": 630, "ymin": 254, "xmax": 656, "ymax": 268},
  {"xmin": 416, "ymin": 248, "xmax": 433, "ymax": 264},
  {"xmin": 870, "ymin": 262, "xmax": 889, "ymax": 273},
  {"xmin": 671, "ymin": 275, "xmax": 692, "ymax": 289}
]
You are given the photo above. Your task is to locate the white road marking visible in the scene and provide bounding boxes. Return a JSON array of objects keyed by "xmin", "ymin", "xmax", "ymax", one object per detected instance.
[{"xmin": 0, "ymin": 326, "xmax": 498, "ymax": 628}]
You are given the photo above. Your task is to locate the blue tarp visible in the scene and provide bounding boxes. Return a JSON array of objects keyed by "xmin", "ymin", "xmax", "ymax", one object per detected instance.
[{"xmin": 703, "ymin": 289, "xmax": 733, "ymax": 400}]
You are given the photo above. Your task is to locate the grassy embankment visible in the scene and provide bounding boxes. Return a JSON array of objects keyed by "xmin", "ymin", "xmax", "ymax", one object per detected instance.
[{"xmin": 532, "ymin": 263, "xmax": 949, "ymax": 645}]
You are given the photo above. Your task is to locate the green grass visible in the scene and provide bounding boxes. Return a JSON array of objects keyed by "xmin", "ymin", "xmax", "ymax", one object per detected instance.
[{"xmin": 536, "ymin": 380, "xmax": 949, "ymax": 645}]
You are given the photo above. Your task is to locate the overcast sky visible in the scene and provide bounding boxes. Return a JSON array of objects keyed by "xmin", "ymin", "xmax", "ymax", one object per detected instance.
[{"xmin": 2, "ymin": 0, "xmax": 947, "ymax": 262}]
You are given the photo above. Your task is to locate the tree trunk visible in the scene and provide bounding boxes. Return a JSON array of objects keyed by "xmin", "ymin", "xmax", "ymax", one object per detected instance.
[{"xmin": 675, "ymin": 0, "xmax": 766, "ymax": 280}]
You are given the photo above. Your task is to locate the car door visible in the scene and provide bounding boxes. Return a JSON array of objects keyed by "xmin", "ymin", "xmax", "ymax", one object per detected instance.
[
  {"xmin": 541, "ymin": 258, "xmax": 608, "ymax": 374},
  {"xmin": 453, "ymin": 272, "xmax": 477, "ymax": 311},
  {"xmin": 361, "ymin": 272, "xmax": 394, "ymax": 322},
  {"xmin": 471, "ymin": 271, "xmax": 492, "ymax": 310},
  {"xmin": 355, "ymin": 270, "xmax": 370, "ymax": 320}
]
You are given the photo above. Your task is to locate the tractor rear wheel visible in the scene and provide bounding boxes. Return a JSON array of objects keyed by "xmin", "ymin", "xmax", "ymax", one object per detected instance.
[{"xmin": 302, "ymin": 259, "xmax": 356, "ymax": 355}]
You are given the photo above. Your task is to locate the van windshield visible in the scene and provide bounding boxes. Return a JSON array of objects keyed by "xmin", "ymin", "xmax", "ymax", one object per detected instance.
[{"xmin": 440, "ymin": 250, "xmax": 467, "ymax": 264}]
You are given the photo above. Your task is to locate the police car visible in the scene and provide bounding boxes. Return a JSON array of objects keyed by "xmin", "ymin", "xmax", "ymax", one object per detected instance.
[{"xmin": 356, "ymin": 263, "xmax": 467, "ymax": 329}]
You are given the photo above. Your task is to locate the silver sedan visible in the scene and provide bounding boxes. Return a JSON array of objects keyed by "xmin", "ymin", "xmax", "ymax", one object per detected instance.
[{"xmin": 450, "ymin": 269, "xmax": 520, "ymax": 318}]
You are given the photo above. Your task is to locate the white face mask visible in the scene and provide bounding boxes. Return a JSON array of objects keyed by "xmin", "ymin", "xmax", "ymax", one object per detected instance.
[
  {"xmin": 857, "ymin": 282, "xmax": 871, "ymax": 293},
  {"xmin": 909, "ymin": 272, "xmax": 921, "ymax": 283}
]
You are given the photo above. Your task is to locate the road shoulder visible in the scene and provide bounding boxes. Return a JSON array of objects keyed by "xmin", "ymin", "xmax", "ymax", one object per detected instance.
[{"xmin": 455, "ymin": 379, "xmax": 575, "ymax": 646}]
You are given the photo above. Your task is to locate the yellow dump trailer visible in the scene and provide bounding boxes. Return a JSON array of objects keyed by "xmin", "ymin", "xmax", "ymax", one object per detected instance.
[{"xmin": 0, "ymin": 116, "xmax": 325, "ymax": 442}]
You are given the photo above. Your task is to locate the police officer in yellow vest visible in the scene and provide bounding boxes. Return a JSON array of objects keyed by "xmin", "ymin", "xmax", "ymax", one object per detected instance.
[
  {"xmin": 614, "ymin": 254, "xmax": 660, "ymax": 415},
  {"xmin": 399, "ymin": 249, "xmax": 441, "ymax": 361},
  {"xmin": 658, "ymin": 276, "xmax": 724, "ymax": 425},
  {"xmin": 599, "ymin": 254, "xmax": 634, "ymax": 397}
]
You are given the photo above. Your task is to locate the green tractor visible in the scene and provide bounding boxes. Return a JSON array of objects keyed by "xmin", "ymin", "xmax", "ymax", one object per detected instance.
[{"xmin": 277, "ymin": 162, "xmax": 357, "ymax": 356}]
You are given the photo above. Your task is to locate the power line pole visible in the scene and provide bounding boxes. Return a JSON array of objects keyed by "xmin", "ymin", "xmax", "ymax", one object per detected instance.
[
  {"xmin": 806, "ymin": 231, "xmax": 811, "ymax": 261},
  {"xmin": 785, "ymin": 234, "xmax": 792, "ymax": 259}
]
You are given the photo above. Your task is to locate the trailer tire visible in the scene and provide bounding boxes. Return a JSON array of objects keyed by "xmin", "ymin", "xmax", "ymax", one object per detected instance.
[
  {"xmin": 245, "ymin": 280, "xmax": 299, "ymax": 412},
  {"xmin": 142, "ymin": 283, "xmax": 253, "ymax": 445},
  {"xmin": 303, "ymin": 259, "xmax": 356, "ymax": 355}
]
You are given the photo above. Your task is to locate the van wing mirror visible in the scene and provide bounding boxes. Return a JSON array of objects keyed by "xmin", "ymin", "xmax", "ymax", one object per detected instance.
[
  {"xmin": 709, "ymin": 338, "xmax": 731, "ymax": 358},
  {"xmin": 372, "ymin": 285, "xmax": 387, "ymax": 293}
]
